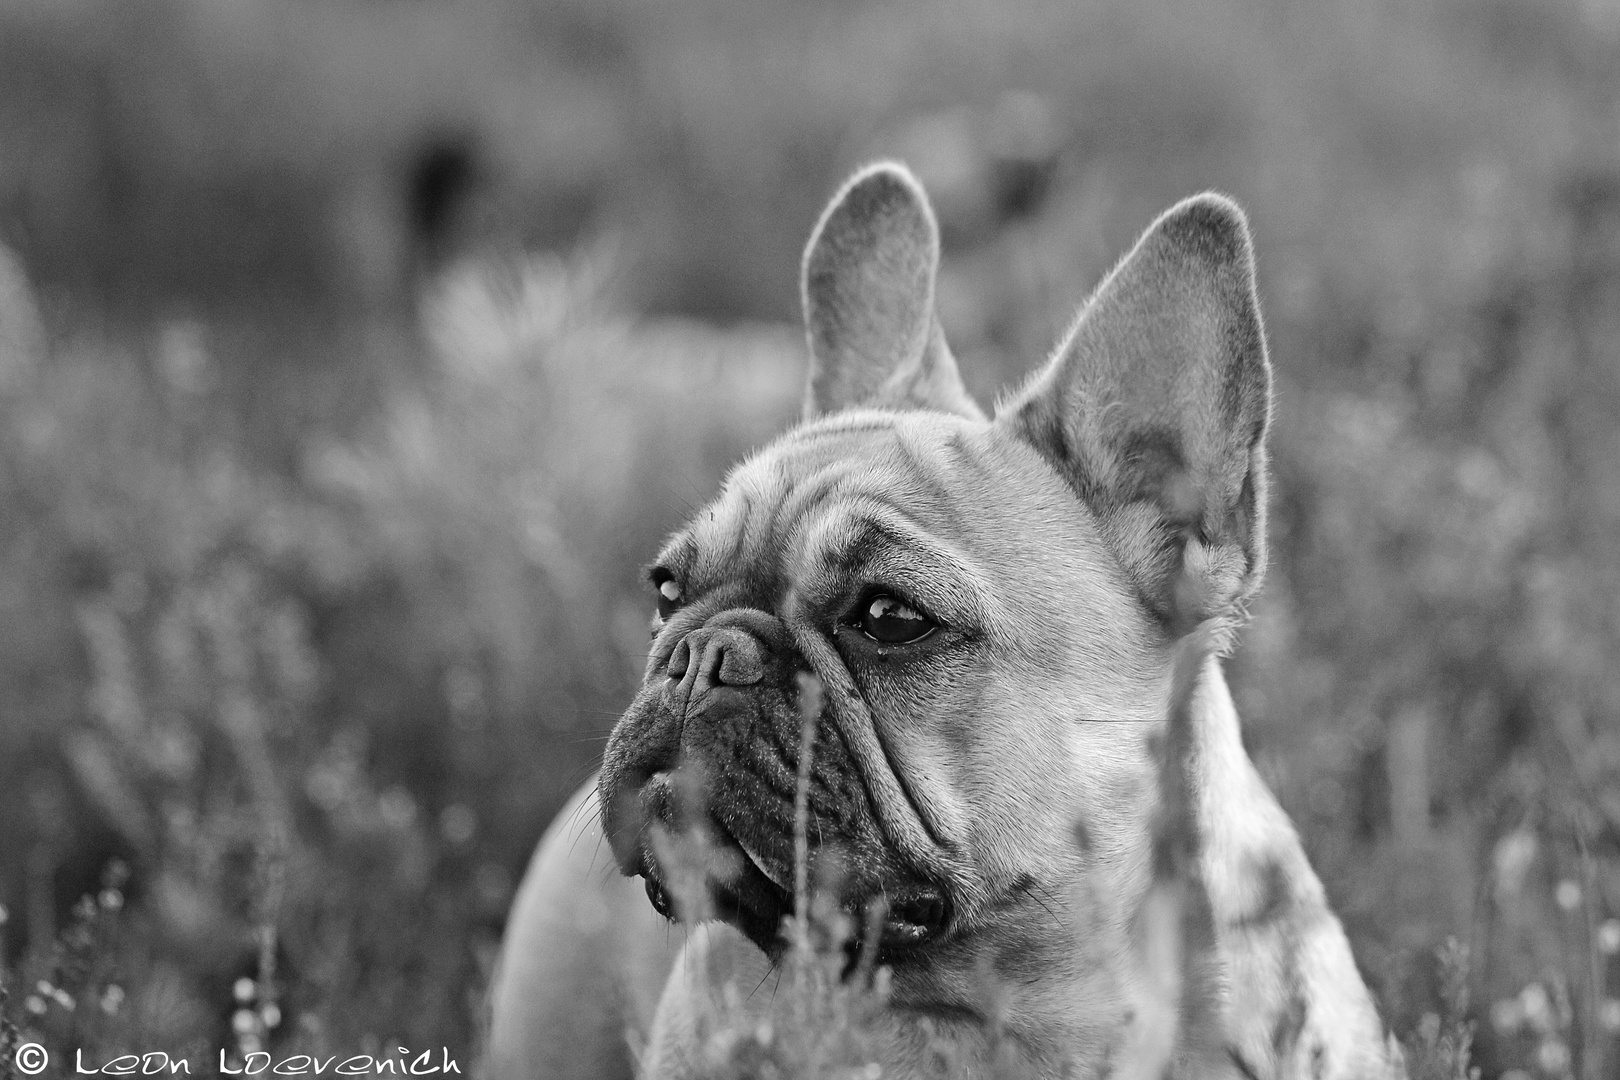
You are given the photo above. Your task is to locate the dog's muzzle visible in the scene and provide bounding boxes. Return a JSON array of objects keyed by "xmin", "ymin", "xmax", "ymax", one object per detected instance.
[{"xmin": 598, "ymin": 608, "xmax": 952, "ymax": 959}]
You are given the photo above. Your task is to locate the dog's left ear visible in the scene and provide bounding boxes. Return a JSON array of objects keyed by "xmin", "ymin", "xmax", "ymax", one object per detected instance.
[
  {"xmin": 999, "ymin": 194, "xmax": 1272, "ymax": 636},
  {"xmin": 801, "ymin": 163, "xmax": 983, "ymax": 420}
]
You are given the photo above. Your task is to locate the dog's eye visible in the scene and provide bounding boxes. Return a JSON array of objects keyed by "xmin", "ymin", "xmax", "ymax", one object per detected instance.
[
  {"xmin": 856, "ymin": 594, "xmax": 937, "ymax": 645},
  {"xmin": 652, "ymin": 574, "xmax": 683, "ymax": 622}
]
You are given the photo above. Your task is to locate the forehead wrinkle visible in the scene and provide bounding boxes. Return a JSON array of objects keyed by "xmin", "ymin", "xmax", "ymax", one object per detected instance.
[
  {"xmin": 678, "ymin": 413, "xmax": 994, "ymax": 602},
  {"xmin": 689, "ymin": 473, "xmax": 760, "ymax": 587},
  {"xmin": 791, "ymin": 417, "xmax": 895, "ymax": 444},
  {"xmin": 769, "ymin": 423, "xmax": 996, "ymax": 602},
  {"xmin": 774, "ymin": 457, "xmax": 858, "ymax": 541},
  {"xmin": 687, "ymin": 441, "xmax": 833, "ymax": 593},
  {"xmin": 889, "ymin": 423, "xmax": 984, "ymax": 540},
  {"xmin": 790, "ymin": 497, "xmax": 1003, "ymax": 629},
  {"xmin": 821, "ymin": 501, "xmax": 978, "ymax": 583},
  {"xmin": 789, "ymin": 408, "xmax": 902, "ymax": 442},
  {"xmin": 756, "ymin": 430, "xmax": 910, "ymax": 580}
]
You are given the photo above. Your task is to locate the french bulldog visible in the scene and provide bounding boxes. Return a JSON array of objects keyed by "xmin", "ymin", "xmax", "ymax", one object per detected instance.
[{"xmin": 485, "ymin": 163, "xmax": 1405, "ymax": 1079}]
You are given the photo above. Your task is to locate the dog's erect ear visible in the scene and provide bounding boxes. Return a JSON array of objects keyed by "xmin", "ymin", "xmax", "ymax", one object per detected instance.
[
  {"xmin": 801, "ymin": 163, "xmax": 983, "ymax": 420},
  {"xmin": 999, "ymin": 194, "xmax": 1272, "ymax": 636}
]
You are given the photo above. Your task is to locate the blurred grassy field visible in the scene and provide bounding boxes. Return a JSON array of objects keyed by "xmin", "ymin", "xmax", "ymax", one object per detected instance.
[{"xmin": 2, "ymin": 0, "xmax": 1620, "ymax": 1075}]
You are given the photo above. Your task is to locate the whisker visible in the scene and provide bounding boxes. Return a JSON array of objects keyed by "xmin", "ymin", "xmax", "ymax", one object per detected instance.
[
  {"xmin": 749, "ymin": 963, "xmax": 777, "ymax": 1001},
  {"xmin": 568, "ymin": 804, "xmax": 605, "ymax": 858},
  {"xmin": 1025, "ymin": 880, "xmax": 1065, "ymax": 934},
  {"xmin": 587, "ymin": 831, "xmax": 608, "ymax": 877}
]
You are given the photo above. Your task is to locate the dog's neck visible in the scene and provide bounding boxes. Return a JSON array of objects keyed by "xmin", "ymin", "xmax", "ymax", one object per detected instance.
[
  {"xmin": 1002, "ymin": 657, "xmax": 1335, "ymax": 1073},
  {"xmin": 928, "ymin": 658, "xmax": 1278, "ymax": 1072}
]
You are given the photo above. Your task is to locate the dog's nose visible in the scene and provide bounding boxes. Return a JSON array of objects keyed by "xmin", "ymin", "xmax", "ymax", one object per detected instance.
[
  {"xmin": 667, "ymin": 625, "xmax": 766, "ymax": 689},
  {"xmin": 664, "ymin": 608, "xmax": 789, "ymax": 707}
]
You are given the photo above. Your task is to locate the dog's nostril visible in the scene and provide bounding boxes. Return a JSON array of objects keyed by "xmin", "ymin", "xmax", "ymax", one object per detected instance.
[
  {"xmin": 667, "ymin": 640, "xmax": 690, "ymax": 680},
  {"xmin": 715, "ymin": 641, "xmax": 764, "ymax": 686},
  {"xmin": 890, "ymin": 892, "xmax": 946, "ymax": 930},
  {"xmin": 878, "ymin": 885, "xmax": 950, "ymax": 951}
]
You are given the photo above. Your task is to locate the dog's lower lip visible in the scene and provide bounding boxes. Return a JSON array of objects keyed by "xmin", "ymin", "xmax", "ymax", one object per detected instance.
[
  {"xmin": 732, "ymin": 834, "xmax": 791, "ymax": 892},
  {"xmin": 645, "ymin": 876, "xmax": 675, "ymax": 920}
]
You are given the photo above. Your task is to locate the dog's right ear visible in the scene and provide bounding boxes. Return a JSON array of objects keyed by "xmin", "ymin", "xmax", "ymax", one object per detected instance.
[{"xmin": 801, "ymin": 163, "xmax": 982, "ymax": 420}]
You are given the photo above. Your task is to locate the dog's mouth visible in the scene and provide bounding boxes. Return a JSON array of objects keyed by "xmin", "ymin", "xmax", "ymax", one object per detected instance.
[
  {"xmin": 629, "ymin": 774, "xmax": 952, "ymax": 962},
  {"xmin": 636, "ymin": 812, "xmax": 795, "ymax": 953}
]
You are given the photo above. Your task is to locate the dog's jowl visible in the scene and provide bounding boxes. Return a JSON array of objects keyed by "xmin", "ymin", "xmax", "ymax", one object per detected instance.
[{"xmin": 485, "ymin": 164, "xmax": 1407, "ymax": 1079}]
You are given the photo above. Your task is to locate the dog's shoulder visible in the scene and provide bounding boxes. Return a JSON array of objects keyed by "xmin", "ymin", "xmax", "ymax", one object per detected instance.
[
  {"xmin": 1193, "ymin": 663, "xmax": 1403, "ymax": 1078},
  {"xmin": 484, "ymin": 780, "xmax": 681, "ymax": 1080}
]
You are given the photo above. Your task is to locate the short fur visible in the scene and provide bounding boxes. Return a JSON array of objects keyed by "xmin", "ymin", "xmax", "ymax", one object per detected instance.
[{"xmin": 484, "ymin": 163, "xmax": 1405, "ymax": 1079}]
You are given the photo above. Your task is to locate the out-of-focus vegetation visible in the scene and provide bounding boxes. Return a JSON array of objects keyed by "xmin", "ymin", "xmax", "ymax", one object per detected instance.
[{"xmin": 2, "ymin": 0, "xmax": 1620, "ymax": 1075}]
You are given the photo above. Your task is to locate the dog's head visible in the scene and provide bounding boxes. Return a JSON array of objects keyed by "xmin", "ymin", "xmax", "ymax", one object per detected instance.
[{"xmin": 600, "ymin": 163, "xmax": 1271, "ymax": 990}]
